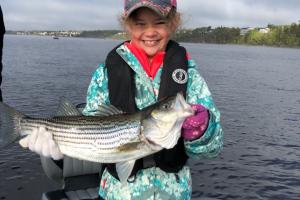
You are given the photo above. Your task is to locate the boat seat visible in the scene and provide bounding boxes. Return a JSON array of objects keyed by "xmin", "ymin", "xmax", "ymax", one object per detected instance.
[
  {"xmin": 40, "ymin": 156, "xmax": 102, "ymax": 200},
  {"xmin": 41, "ymin": 187, "xmax": 100, "ymax": 200}
]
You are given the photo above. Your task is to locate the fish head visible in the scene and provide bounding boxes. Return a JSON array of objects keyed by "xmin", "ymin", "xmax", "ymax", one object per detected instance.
[
  {"xmin": 142, "ymin": 93, "xmax": 194, "ymax": 149},
  {"xmin": 151, "ymin": 93, "xmax": 194, "ymax": 123}
]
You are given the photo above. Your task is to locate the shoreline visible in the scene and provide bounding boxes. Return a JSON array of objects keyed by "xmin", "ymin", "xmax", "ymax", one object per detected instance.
[{"xmin": 6, "ymin": 33, "xmax": 300, "ymax": 49}]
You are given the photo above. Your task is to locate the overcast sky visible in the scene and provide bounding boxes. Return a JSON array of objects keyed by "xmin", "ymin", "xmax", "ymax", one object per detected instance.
[{"xmin": 1, "ymin": 0, "xmax": 300, "ymax": 31}]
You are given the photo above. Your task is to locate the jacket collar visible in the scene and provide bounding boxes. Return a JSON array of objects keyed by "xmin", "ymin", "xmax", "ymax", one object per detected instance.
[{"xmin": 116, "ymin": 44, "xmax": 154, "ymax": 88}]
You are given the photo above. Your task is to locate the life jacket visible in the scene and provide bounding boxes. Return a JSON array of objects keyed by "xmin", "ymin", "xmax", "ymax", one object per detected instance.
[{"xmin": 105, "ymin": 40, "xmax": 189, "ymax": 179}]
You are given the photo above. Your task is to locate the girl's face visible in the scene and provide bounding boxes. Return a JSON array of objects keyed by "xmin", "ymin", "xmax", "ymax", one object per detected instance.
[{"xmin": 126, "ymin": 8, "xmax": 172, "ymax": 60}]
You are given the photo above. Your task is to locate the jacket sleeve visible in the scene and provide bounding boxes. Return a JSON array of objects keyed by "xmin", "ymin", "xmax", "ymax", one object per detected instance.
[
  {"xmin": 184, "ymin": 59, "xmax": 223, "ymax": 159},
  {"xmin": 82, "ymin": 64, "xmax": 110, "ymax": 116}
]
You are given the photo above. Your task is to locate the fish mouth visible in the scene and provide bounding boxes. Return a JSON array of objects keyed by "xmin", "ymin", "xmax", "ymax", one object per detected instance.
[{"xmin": 172, "ymin": 93, "xmax": 194, "ymax": 117}]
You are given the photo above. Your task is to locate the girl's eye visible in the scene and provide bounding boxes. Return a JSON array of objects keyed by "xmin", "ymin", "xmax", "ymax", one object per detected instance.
[
  {"xmin": 156, "ymin": 21, "xmax": 166, "ymax": 25},
  {"xmin": 135, "ymin": 22, "xmax": 145, "ymax": 26}
]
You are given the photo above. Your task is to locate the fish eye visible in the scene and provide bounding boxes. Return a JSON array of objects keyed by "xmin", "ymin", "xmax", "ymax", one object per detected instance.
[{"xmin": 161, "ymin": 103, "xmax": 171, "ymax": 110}]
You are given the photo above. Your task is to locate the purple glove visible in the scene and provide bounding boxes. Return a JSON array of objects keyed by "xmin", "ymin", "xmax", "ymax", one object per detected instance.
[{"xmin": 182, "ymin": 104, "xmax": 209, "ymax": 141}]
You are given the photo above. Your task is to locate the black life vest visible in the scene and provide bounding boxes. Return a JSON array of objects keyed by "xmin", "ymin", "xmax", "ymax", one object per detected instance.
[{"xmin": 105, "ymin": 40, "xmax": 189, "ymax": 178}]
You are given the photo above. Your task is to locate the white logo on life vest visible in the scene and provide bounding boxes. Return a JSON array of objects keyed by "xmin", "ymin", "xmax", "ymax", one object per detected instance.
[{"xmin": 172, "ymin": 69, "xmax": 187, "ymax": 84}]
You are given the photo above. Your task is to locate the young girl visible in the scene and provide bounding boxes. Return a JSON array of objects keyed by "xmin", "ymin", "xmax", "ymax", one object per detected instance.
[
  {"xmin": 20, "ymin": 0, "xmax": 223, "ymax": 199},
  {"xmin": 82, "ymin": 0, "xmax": 223, "ymax": 199}
]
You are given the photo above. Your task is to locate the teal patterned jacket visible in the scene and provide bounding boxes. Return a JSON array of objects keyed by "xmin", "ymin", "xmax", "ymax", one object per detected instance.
[{"xmin": 82, "ymin": 44, "xmax": 223, "ymax": 200}]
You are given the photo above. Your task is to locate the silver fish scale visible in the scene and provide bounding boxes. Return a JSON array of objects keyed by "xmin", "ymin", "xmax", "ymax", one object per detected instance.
[
  {"xmin": 58, "ymin": 138, "xmax": 159, "ymax": 163},
  {"xmin": 20, "ymin": 113, "xmax": 142, "ymax": 151}
]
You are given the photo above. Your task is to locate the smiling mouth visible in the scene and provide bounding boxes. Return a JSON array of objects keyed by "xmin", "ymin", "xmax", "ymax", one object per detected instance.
[{"xmin": 143, "ymin": 40, "xmax": 160, "ymax": 47}]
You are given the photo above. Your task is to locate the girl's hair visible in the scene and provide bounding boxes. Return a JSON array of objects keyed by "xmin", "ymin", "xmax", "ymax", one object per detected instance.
[{"xmin": 120, "ymin": 7, "xmax": 181, "ymax": 33}]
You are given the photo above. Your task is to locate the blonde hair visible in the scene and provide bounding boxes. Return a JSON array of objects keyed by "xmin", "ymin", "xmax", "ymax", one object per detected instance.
[{"xmin": 119, "ymin": 7, "xmax": 181, "ymax": 33}]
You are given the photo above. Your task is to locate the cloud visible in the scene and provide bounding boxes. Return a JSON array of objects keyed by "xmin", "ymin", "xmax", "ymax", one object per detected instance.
[
  {"xmin": 179, "ymin": 0, "xmax": 300, "ymax": 28},
  {"xmin": 1, "ymin": 0, "xmax": 300, "ymax": 30},
  {"xmin": 2, "ymin": 0, "xmax": 123, "ymax": 30}
]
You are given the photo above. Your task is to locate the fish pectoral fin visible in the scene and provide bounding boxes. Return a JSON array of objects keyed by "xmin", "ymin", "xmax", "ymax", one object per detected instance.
[{"xmin": 116, "ymin": 160, "xmax": 136, "ymax": 184}]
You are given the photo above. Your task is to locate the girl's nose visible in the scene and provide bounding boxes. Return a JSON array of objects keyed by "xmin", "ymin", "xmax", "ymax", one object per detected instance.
[{"xmin": 144, "ymin": 25, "xmax": 158, "ymax": 37}]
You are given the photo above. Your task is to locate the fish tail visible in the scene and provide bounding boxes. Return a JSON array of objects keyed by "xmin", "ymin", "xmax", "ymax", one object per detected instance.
[{"xmin": 0, "ymin": 102, "xmax": 25, "ymax": 148}]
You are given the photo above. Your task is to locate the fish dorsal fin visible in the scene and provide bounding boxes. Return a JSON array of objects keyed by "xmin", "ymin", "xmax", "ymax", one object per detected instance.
[
  {"xmin": 56, "ymin": 97, "xmax": 81, "ymax": 116},
  {"xmin": 93, "ymin": 104, "xmax": 123, "ymax": 117},
  {"xmin": 116, "ymin": 160, "xmax": 136, "ymax": 184}
]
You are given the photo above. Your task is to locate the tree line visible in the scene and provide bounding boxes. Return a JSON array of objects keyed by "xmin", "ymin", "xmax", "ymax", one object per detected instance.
[
  {"xmin": 239, "ymin": 23, "xmax": 300, "ymax": 47},
  {"xmin": 172, "ymin": 23, "xmax": 300, "ymax": 47},
  {"xmin": 77, "ymin": 23, "xmax": 300, "ymax": 47},
  {"xmin": 9, "ymin": 23, "xmax": 300, "ymax": 47}
]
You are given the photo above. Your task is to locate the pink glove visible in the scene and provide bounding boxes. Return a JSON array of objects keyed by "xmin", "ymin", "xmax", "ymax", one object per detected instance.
[{"xmin": 182, "ymin": 104, "xmax": 209, "ymax": 141}]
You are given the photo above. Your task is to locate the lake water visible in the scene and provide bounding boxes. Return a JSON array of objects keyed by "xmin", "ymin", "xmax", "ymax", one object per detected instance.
[{"xmin": 0, "ymin": 35, "xmax": 299, "ymax": 200}]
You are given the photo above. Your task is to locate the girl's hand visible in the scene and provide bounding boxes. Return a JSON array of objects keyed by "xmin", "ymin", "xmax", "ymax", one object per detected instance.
[
  {"xmin": 181, "ymin": 104, "xmax": 209, "ymax": 141},
  {"xmin": 19, "ymin": 127, "xmax": 63, "ymax": 160}
]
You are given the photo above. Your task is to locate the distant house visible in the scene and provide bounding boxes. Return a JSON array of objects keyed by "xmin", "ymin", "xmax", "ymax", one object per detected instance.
[
  {"xmin": 258, "ymin": 27, "xmax": 270, "ymax": 34},
  {"xmin": 240, "ymin": 27, "xmax": 254, "ymax": 36}
]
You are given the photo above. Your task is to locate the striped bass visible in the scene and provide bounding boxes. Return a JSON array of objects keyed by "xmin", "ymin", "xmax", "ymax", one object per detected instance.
[{"xmin": 0, "ymin": 93, "xmax": 194, "ymax": 183}]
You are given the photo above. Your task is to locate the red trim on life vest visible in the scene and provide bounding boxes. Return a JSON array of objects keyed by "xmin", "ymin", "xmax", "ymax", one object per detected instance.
[
  {"xmin": 101, "ymin": 178, "xmax": 107, "ymax": 189},
  {"xmin": 125, "ymin": 42, "xmax": 165, "ymax": 79}
]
